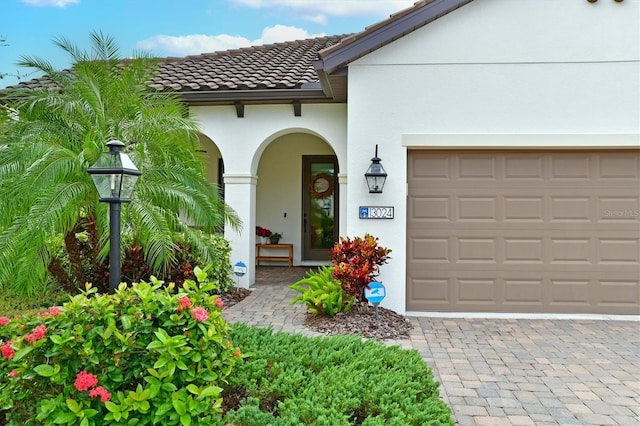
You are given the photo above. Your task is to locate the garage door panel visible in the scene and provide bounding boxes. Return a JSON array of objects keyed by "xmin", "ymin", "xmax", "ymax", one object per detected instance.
[
  {"xmin": 550, "ymin": 154, "xmax": 593, "ymax": 180},
  {"xmin": 407, "ymin": 150, "xmax": 640, "ymax": 314},
  {"xmin": 504, "ymin": 154, "xmax": 545, "ymax": 179},
  {"xmin": 599, "ymin": 154, "xmax": 640, "ymax": 179},
  {"xmin": 597, "ymin": 238, "xmax": 640, "ymax": 264},
  {"xmin": 598, "ymin": 197, "xmax": 640, "ymax": 222},
  {"xmin": 408, "ymin": 276, "xmax": 640, "ymax": 314}
]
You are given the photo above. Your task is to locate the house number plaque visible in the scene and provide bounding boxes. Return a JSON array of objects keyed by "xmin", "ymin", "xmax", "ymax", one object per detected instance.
[{"xmin": 359, "ymin": 206, "xmax": 394, "ymax": 219}]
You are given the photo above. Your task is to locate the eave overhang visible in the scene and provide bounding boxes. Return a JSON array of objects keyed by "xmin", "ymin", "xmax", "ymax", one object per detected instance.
[
  {"xmin": 316, "ymin": 0, "xmax": 475, "ymax": 74},
  {"xmin": 178, "ymin": 88, "xmax": 334, "ymax": 106}
]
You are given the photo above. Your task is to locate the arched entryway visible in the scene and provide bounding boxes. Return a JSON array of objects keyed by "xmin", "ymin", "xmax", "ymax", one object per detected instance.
[{"xmin": 256, "ymin": 132, "xmax": 338, "ymax": 265}]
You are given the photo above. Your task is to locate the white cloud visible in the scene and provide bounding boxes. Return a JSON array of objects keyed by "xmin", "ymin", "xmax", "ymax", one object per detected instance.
[
  {"xmin": 136, "ymin": 34, "xmax": 252, "ymax": 57},
  {"xmin": 136, "ymin": 25, "xmax": 326, "ymax": 57},
  {"xmin": 259, "ymin": 24, "xmax": 324, "ymax": 44},
  {"xmin": 19, "ymin": 0, "xmax": 79, "ymax": 7},
  {"xmin": 229, "ymin": 0, "xmax": 414, "ymax": 23}
]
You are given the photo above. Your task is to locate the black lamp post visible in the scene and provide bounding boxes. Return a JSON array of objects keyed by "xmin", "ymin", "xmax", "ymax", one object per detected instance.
[
  {"xmin": 364, "ymin": 144, "xmax": 387, "ymax": 193},
  {"xmin": 88, "ymin": 140, "xmax": 141, "ymax": 292}
]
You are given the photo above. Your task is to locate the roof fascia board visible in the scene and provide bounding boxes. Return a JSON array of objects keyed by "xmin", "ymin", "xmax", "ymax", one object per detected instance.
[
  {"xmin": 179, "ymin": 88, "xmax": 331, "ymax": 104},
  {"xmin": 312, "ymin": 62, "xmax": 335, "ymax": 99},
  {"xmin": 319, "ymin": 0, "xmax": 473, "ymax": 74}
]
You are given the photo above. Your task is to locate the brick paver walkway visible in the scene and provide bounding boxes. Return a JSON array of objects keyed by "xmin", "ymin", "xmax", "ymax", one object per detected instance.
[{"xmin": 223, "ymin": 268, "xmax": 640, "ymax": 426}]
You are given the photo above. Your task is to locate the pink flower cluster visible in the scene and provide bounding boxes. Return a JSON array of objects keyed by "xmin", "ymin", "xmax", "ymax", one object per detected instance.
[
  {"xmin": 74, "ymin": 371, "xmax": 98, "ymax": 391},
  {"xmin": 1, "ymin": 341, "xmax": 15, "ymax": 359},
  {"xmin": 176, "ymin": 295, "xmax": 212, "ymax": 322},
  {"xmin": 38, "ymin": 306, "xmax": 63, "ymax": 318},
  {"xmin": 191, "ymin": 307, "xmax": 210, "ymax": 322},
  {"xmin": 89, "ymin": 386, "xmax": 112, "ymax": 402},
  {"xmin": 0, "ymin": 316, "xmax": 10, "ymax": 326},
  {"xmin": 177, "ymin": 295, "xmax": 192, "ymax": 312},
  {"xmin": 215, "ymin": 298, "xmax": 224, "ymax": 308},
  {"xmin": 74, "ymin": 371, "xmax": 111, "ymax": 402},
  {"xmin": 24, "ymin": 324, "xmax": 47, "ymax": 344}
]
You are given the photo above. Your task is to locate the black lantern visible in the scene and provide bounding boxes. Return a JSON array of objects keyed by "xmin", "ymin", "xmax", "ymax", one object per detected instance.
[
  {"xmin": 88, "ymin": 140, "xmax": 141, "ymax": 292},
  {"xmin": 364, "ymin": 144, "xmax": 387, "ymax": 194}
]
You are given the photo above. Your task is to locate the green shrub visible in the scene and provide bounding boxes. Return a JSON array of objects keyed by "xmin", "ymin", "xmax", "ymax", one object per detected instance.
[
  {"xmin": 289, "ymin": 266, "xmax": 354, "ymax": 316},
  {"xmin": 0, "ymin": 267, "xmax": 242, "ymax": 425},
  {"xmin": 218, "ymin": 324, "xmax": 454, "ymax": 425},
  {"xmin": 46, "ymin": 229, "xmax": 235, "ymax": 295},
  {"xmin": 0, "ymin": 287, "xmax": 69, "ymax": 318},
  {"xmin": 116, "ymin": 233, "xmax": 234, "ymax": 294}
]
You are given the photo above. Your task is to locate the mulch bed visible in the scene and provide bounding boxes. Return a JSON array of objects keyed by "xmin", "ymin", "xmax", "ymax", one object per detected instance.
[
  {"xmin": 219, "ymin": 287, "xmax": 253, "ymax": 309},
  {"xmin": 303, "ymin": 305, "xmax": 413, "ymax": 340},
  {"xmin": 220, "ymin": 288, "xmax": 412, "ymax": 340}
]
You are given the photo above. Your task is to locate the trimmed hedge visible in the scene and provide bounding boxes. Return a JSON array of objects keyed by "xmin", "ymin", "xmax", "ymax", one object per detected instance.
[{"xmin": 219, "ymin": 324, "xmax": 454, "ymax": 425}]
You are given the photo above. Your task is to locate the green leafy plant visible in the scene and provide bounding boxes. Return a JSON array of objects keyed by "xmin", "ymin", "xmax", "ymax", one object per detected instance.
[
  {"xmin": 0, "ymin": 32, "xmax": 240, "ymax": 297},
  {"xmin": 0, "ymin": 267, "xmax": 242, "ymax": 425},
  {"xmin": 330, "ymin": 234, "xmax": 391, "ymax": 303},
  {"xmin": 289, "ymin": 266, "xmax": 354, "ymax": 317},
  {"xmin": 122, "ymin": 233, "xmax": 235, "ymax": 293},
  {"xmin": 219, "ymin": 324, "xmax": 454, "ymax": 425}
]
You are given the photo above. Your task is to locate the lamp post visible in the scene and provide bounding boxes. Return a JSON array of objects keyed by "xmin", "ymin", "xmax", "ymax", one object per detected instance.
[
  {"xmin": 88, "ymin": 140, "xmax": 141, "ymax": 292},
  {"xmin": 364, "ymin": 144, "xmax": 387, "ymax": 193}
]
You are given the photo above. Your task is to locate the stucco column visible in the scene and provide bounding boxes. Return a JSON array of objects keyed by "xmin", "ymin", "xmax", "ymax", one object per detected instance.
[
  {"xmin": 223, "ymin": 174, "xmax": 257, "ymax": 288},
  {"xmin": 338, "ymin": 173, "xmax": 348, "ymax": 237}
]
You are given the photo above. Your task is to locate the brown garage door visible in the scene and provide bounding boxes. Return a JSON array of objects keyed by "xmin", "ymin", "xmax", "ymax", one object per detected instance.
[{"xmin": 407, "ymin": 150, "xmax": 640, "ymax": 314}]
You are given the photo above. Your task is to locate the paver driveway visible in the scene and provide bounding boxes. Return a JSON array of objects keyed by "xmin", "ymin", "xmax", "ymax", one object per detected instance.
[
  {"xmin": 409, "ymin": 317, "xmax": 639, "ymax": 426},
  {"xmin": 223, "ymin": 268, "xmax": 640, "ymax": 426}
]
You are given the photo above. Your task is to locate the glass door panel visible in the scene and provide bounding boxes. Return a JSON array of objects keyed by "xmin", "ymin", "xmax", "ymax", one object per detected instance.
[{"xmin": 302, "ymin": 156, "xmax": 338, "ymax": 261}]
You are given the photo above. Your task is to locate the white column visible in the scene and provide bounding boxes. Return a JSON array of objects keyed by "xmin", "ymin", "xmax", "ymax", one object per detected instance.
[
  {"xmin": 338, "ymin": 173, "xmax": 348, "ymax": 237},
  {"xmin": 223, "ymin": 174, "xmax": 257, "ymax": 288}
]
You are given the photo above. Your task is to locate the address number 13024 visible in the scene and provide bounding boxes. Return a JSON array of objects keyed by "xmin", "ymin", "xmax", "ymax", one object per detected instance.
[{"xmin": 359, "ymin": 206, "xmax": 394, "ymax": 219}]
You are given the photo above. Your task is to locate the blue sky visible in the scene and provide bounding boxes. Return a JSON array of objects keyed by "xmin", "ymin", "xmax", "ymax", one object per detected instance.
[{"xmin": 0, "ymin": 0, "xmax": 413, "ymax": 88}]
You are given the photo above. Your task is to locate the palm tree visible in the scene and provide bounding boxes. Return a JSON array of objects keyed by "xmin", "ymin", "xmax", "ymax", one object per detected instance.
[{"xmin": 0, "ymin": 32, "xmax": 240, "ymax": 295}]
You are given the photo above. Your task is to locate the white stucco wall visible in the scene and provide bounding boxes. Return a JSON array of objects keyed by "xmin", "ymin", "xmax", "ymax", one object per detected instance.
[
  {"xmin": 191, "ymin": 103, "xmax": 347, "ymax": 286},
  {"xmin": 347, "ymin": 0, "xmax": 640, "ymax": 314}
]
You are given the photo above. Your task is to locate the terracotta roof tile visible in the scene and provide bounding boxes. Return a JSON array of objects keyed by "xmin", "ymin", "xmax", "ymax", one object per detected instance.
[
  {"xmin": 7, "ymin": 34, "xmax": 351, "ymax": 95},
  {"xmin": 149, "ymin": 34, "xmax": 350, "ymax": 93}
]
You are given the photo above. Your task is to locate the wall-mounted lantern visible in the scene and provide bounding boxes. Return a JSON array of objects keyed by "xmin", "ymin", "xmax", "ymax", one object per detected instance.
[
  {"xmin": 364, "ymin": 144, "xmax": 387, "ymax": 194},
  {"xmin": 88, "ymin": 140, "xmax": 141, "ymax": 292}
]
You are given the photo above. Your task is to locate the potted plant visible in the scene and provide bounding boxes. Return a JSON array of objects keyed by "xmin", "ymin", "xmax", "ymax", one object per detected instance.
[
  {"xmin": 269, "ymin": 232, "xmax": 283, "ymax": 244},
  {"xmin": 256, "ymin": 226, "xmax": 272, "ymax": 244}
]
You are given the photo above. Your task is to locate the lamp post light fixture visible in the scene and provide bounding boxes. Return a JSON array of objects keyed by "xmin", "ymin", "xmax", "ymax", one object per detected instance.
[
  {"xmin": 88, "ymin": 140, "xmax": 141, "ymax": 292},
  {"xmin": 364, "ymin": 144, "xmax": 387, "ymax": 194}
]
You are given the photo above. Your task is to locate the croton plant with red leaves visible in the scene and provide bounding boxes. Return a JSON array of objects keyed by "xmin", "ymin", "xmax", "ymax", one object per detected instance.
[{"xmin": 330, "ymin": 234, "xmax": 391, "ymax": 303}]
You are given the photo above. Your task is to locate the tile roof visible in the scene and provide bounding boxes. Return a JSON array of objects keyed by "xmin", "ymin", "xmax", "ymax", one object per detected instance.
[
  {"xmin": 149, "ymin": 34, "xmax": 350, "ymax": 93},
  {"xmin": 5, "ymin": 35, "xmax": 350, "ymax": 97},
  {"xmin": 3, "ymin": 0, "xmax": 474, "ymax": 104}
]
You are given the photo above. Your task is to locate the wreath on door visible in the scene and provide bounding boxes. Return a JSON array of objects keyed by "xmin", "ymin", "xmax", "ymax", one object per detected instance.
[{"xmin": 310, "ymin": 173, "xmax": 334, "ymax": 199}]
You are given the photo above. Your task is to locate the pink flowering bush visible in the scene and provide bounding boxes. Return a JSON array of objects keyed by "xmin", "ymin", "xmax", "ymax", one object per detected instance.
[{"xmin": 0, "ymin": 266, "xmax": 242, "ymax": 425}]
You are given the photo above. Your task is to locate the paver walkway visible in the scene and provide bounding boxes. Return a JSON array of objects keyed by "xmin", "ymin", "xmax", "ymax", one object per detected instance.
[{"xmin": 222, "ymin": 267, "xmax": 640, "ymax": 426}]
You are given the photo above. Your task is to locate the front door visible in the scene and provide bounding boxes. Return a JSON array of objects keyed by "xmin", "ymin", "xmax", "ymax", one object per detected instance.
[{"xmin": 302, "ymin": 155, "xmax": 339, "ymax": 261}]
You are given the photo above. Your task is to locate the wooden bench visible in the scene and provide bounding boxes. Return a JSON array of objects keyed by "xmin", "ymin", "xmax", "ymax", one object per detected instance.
[{"xmin": 256, "ymin": 243, "xmax": 293, "ymax": 267}]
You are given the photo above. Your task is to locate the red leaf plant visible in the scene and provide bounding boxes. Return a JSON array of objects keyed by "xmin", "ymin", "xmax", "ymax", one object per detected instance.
[{"xmin": 330, "ymin": 234, "xmax": 391, "ymax": 303}]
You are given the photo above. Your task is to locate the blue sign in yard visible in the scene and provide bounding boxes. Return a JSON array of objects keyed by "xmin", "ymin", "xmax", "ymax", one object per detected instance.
[
  {"xmin": 364, "ymin": 281, "xmax": 386, "ymax": 305},
  {"xmin": 233, "ymin": 261, "xmax": 247, "ymax": 277}
]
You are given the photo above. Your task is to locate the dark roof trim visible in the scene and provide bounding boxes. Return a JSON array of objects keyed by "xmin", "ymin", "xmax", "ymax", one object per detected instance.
[
  {"xmin": 317, "ymin": 0, "xmax": 474, "ymax": 74},
  {"xmin": 179, "ymin": 88, "xmax": 332, "ymax": 105}
]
